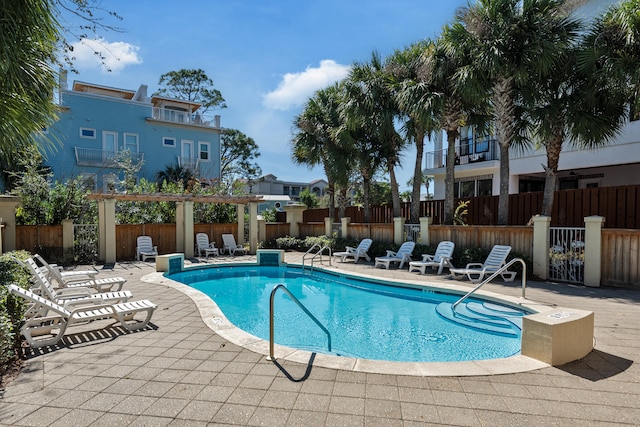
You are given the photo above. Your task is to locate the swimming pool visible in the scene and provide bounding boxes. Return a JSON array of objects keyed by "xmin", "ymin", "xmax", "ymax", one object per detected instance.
[{"xmin": 167, "ymin": 264, "xmax": 531, "ymax": 363}]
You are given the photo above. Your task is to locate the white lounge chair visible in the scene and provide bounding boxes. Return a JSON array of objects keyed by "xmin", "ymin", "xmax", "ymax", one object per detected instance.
[
  {"xmin": 32, "ymin": 255, "xmax": 127, "ymax": 292},
  {"xmin": 222, "ymin": 234, "xmax": 246, "ymax": 255},
  {"xmin": 24, "ymin": 257, "xmax": 132, "ymax": 307},
  {"xmin": 34, "ymin": 254, "xmax": 98, "ymax": 285},
  {"xmin": 8, "ymin": 284, "xmax": 157, "ymax": 348},
  {"xmin": 449, "ymin": 245, "xmax": 516, "ymax": 283},
  {"xmin": 136, "ymin": 236, "xmax": 158, "ymax": 261},
  {"xmin": 374, "ymin": 241, "xmax": 415, "ymax": 269},
  {"xmin": 408, "ymin": 241, "xmax": 456, "ymax": 274},
  {"xmin": 195, "ymin": 233, "xmax": 219, "ymax": 258},
  {"xmin": 333, "ymin": 238, "xmax": 372, "ymax": 263}
]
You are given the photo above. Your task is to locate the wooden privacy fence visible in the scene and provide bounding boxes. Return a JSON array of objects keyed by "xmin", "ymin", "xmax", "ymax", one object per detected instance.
[
  {"xmin": 303, "ymin": 185, "xmax": 640, "ymax": 229},
  {"xmin": 601, "ymin": 228, "xmax": 640, "ymax": 287},
  {"xmin": 429, "ymin": 225, "xmax": 533, "ymax": 257},
  {"xmin": 15, "ymin": 225, "xmax": 64, "ymax": 259}
]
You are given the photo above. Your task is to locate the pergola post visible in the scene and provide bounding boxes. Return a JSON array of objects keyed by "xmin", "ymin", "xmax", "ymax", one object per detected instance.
[
  {"xmin": 249, "ymin": 202, "xmax": 258, "ymax": 254},
  {"xmin": 98, "ymin": 198, "xmax": 116, "ymax": 264},
  {"xmin": 176, "ymin": 201, "xmax": 194, "ymax": 257},
  {"xmin": 237, "ymin": 204, "xmax": 246, "ymax": 244}
]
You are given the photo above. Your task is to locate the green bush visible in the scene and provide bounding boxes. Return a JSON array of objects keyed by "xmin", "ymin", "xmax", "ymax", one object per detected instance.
[{"xmin": 0, "ymin": 251, "xmax": 32, "ymax": 373}]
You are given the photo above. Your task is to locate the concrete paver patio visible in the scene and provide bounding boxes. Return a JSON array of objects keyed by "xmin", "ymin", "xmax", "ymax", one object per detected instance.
[{"xmin": 1, "ymin": 252, "xmax": 639, "ymax": 426}]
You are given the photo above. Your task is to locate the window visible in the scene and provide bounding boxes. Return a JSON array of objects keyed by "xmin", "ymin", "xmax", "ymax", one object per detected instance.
[
  {"xmin": 477, "ymin": 179, "xmax": 492, "ymax": 196},
  {"xmin": 80, "ymin": 128, "xmax": 96, "ymax": 139},
  {"xmin": 80, "ymin": 174, "xmax": 97, "ymax": 190},
  {"xmin": 124, "ymin": 133, "xmax": 139, "ymax": 153},
  {"xmin": 459, "ymin": 181, "xmax": 476, "ymax": 198},
  {"xmin": 455, "ymin": 174, "xmax": 493, "ymax": 197},
  {"xmin": 199, "ymin": 142, "xmax": 210, "ymax": 162},
  {"xmin": 163, "ymin": 137, "xmax": 176, "ymax": 147}
]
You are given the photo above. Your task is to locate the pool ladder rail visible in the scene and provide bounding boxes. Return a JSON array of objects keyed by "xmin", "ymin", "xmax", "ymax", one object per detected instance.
[
  {"xmin": 452, "ymin": 258, "xmax": 527, "ymax": 311},
  {"xmin": 302, "ymin": 243, "xmax": 332, "ymax": 271},
  {"xmin": 267, "ymin": 284, "xmax": 332, "ymax": 361}
]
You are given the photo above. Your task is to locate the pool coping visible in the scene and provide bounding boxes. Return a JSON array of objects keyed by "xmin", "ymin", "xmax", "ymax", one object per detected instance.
[{"xmin": 143, "ymin": 264, "xmax": 551, "ymax": 377}]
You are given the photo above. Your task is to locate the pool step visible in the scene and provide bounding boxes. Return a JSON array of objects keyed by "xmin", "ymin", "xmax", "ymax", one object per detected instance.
[{"xmin": 435, "ymin": 301, "xmax": 527, "ymax": 337}]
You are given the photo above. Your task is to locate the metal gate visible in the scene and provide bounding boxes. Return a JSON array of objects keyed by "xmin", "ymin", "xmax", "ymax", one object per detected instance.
[
  {"xmin": 74, "ymin": 224, "xmax": 99, "ymax": 264},
  {"xmin": 404, "ymin": 224, "xmax": 420, "ymax": 242},
  {"xmin": 549, "ymin": 227, "xmax": 585, "ymax": 284}
]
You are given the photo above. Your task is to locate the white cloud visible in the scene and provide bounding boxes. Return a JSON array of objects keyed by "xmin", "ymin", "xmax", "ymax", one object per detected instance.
[
  {"xmin": 263, "ymin": 60, "xmax": 350, "ymax": 111},
  {"xmin": 69, "ymin": 38, "xmax": 142, "ymax": 73}
]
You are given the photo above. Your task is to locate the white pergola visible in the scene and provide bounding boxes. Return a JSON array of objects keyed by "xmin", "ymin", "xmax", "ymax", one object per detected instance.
[{"xmin": 87, "ymin": 192, "xmax": 264, "ymax": 263}]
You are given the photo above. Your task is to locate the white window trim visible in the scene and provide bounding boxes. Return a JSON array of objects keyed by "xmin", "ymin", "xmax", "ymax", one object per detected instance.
[
  {"xmin": 80, "ymin": 127, "xmax": 96, "ymax": 139},
  {"xmin": 162, "ymin": 136, "xmax": 176, "ymax": 147},
  {"xmin": 123, "ymin": 133, "xmax": 139, "ymax": 153},
  {"xmin": 199, "ymin": 141, "xmax": 211, "ymax": 162}
]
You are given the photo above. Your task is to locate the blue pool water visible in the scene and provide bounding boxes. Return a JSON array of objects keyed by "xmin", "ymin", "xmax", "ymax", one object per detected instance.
[{"xmin": 167, "ymin": 265, "xmax": 528, "ymax": 362}]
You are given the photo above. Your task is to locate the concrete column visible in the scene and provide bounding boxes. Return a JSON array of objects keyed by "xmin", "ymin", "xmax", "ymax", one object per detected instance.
[
  {"xmin": 324, "ymin": 217, "xmax": 332, "ymax": 237},
  {"xmin": 62, "ymin": 220, "xmax": 74, "ymax": 262},
  {"xmin": 419, "ymin": 217, "xmax": 433, "ymax": 246},
  {"xmin": 584, "ymin": 215, "xmax": 604, "ymax": 287},
  {"xmin": 98, "ymin": 199, "xmax": 116, "ymax": 264},
  {"xmin": 284, "ymin": 204, "xmax": 306, "ymax": 238},
  {"xmin": 176, "ymin": 201, "xmax": 194, "ymax": 257},
  {"xmin": 0, "ymin": 195, "xmax": 21, "ymax": 253},
  {"xmin": 393, "ymin": 217, "xmax": 405, "ymax": 246},
  {"xmin": 532, "ymin": 216, "xmax": 551, "ymax": 280},
  {"xmin": 237, "ymin": 204, "xmax": 245, "ymax": 244},
  {"xmin": 258, "ymin": 217, "xmax": 266, "ymax": 246},
  {"xmin": 341, "ymin": 217, "xmax": 350, "ymax": 239},
  {"xmin": 249, "ymin": 202, "xmax": 258, "ymax": 254}
]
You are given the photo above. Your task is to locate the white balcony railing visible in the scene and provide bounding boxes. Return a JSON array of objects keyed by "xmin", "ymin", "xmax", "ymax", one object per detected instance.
[
  {"xmin": 177, "ymin": 156, "xmax": 199, "ymax": 173},
  {"xmin": 425, "ymin": 138, "xmax": 499, "ymax": 170},
  {"xmin": 152, "ymin": 107, "xmax": 216, "ymax": 127},
  {"xmin": 75, "ymin": 147, "xmax": 144, "ymax": 168}
]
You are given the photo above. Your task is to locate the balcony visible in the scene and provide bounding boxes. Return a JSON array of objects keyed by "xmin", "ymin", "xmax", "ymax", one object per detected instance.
[
  {"xmin": 425, "ymin": 138, "xmax": 499, "ymax": 170},
  {"xmin": 177, "ymin": 156, "xmax": 200, "ymax": 174},
  {"xmin": 152, "ymin": 107, "xmax": 219, "ymax": 127},
  {"xmin": 75, "ymin": 147, "xmax": 144, "ymax": 168}
]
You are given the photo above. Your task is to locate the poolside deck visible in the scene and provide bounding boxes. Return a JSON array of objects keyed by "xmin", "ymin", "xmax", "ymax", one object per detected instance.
[{"xmin": 2, "ymin": 252, "xmax": 639, "ymax": 426}]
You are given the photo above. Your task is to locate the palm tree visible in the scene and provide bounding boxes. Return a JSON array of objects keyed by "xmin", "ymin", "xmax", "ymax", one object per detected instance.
[
  {"xmin": 423, "ymin": 33, "xmax": 488, "ymax": 225},
  {"xmin": 1, "ymin": 1, "xmax": 59, "ymax": 180},
  {"xmin": 292, "ymin": 83, "xmax": 351, "ymax": 218},
  {"xmin": 527, "ymin": 29, "xmax": 626, "ymax": 216},
  {"xmin": 156, "ymin": 165, "xmax": 196, "ymax": 189},
  {"xmin": 346, "ymin": 52, "xmax": 405, "ymax": 218},
  {"xmin": 448, "ymin": 0, "xmax": 581, "ymax": 224},
  {"xmin": 388, "ymin": 40, "xmax": 440, "ymax": 223}
]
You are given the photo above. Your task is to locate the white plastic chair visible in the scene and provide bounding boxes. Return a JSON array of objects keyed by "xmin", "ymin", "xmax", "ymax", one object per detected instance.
[
  {"xmin": 333, "ymin": 239, "xmax": 372, "ymax": 263},
  {"xmin": 374, "ymin": 241, "xmax": 415, "ymax": 269},
  {"xmin": 408, "ymin": 241, "xmax": 456, "ymax": 274},
  {"xmin": 449, "ymin": 245, "xmax": 516, "ymax": 283},
  {"xmin": 195, "ymin": 233, "xmax": 219, "ymax": 258},
  {"xmin": 222, "ymin": 234, "xmax": 246, "ymax": 255},
  {"xmin": 136, "ymin": 236, "xmax": 158, "ymax": 262}
]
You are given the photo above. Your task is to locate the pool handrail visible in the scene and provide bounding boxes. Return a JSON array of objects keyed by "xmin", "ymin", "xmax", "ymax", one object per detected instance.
[
  {"xmin": 302, "ymin": 244, "xmax": 332, "ymax": 270},
  {"xmin": 451, "ymin": 258, "xmax": 527, "ymax": 311},
  {"xmin": 267, "ymin": 283, "xmax": 332, "ymax": 361}
]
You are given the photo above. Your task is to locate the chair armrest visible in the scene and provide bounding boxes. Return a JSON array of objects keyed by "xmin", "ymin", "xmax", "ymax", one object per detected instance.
[
  {"xmin": 55, "ymin": 287, "xmax": 92, "ymax": 297},
  {"xmin": 421, "ymin": 254, "xmax": 435, "ymax": 262},
  {"xmin": 466, "ymin": 262, "xmax": 483, "ymax": 269},
  {"xmin": 385, "ymin": 250, "xmax": 397, "ymax": 257}
]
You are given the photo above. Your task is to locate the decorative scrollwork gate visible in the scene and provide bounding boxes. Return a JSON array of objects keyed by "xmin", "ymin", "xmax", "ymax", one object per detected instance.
[{"xmin": 549, "ymin": 227, "xmax": 585, "ymax": 284}]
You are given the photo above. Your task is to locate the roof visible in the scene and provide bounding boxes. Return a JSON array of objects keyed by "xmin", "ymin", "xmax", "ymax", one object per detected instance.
[{"xmin": 72, "ymin": 81, "xmax": 136, "ymax": 100}]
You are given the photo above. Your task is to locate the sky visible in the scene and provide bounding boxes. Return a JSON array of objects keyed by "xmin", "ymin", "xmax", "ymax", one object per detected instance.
[{"xmin": 59, "ymin": 1, "xmax": 469, "ymax": 191}]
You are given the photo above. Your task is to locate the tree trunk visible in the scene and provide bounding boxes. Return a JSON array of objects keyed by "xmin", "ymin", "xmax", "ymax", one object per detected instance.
[
  {"xmin": 541, "ymin": 126, "xmax": 564, "ymax": 216},
  {"xmin": 494, "ymin": 76, "xmax": 516, "ymax": 226},
  {"xmin": 498, "ymin": 143, "xmax": 510, "ymax": 225},
  {"xmin": 362, "ymin": 174, "xmax": 371, "ymax": 223},
  {"xmin": 444, "ymin": 129, "xmax": 458, "ymax": 225},
  {"xmin": 389, "ymin": 161, "xmax": 402, "ymax": 218},
  {"xmin": 410, "ymin": 130, "xmax": 425, "ymax": 223},
  {"xmin": 337, "ymin": 187, "xmax": 347, "ymax": 219}
]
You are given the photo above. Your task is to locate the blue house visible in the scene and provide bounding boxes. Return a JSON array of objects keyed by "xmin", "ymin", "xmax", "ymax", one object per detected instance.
[{"xmin": 40, "ymin": 75, "xmax": 222, "ymax": 191}]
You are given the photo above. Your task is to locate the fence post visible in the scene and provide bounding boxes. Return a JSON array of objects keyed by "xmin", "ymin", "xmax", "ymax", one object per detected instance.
[
  {"xmin": 419, "ymin": 217, "xmax": 432, "ymax": 246},
  {"xmin": 394, "ymin": 217, "xmax": 405, "ymax": 246},
  {"xmin": 341, "ymin": 217, "xmax": 350, "ymax": 239},
  {"xmin": 98, "ymin": 199, "xmax": 116, "ymax": 264},
  {"xmin": 284, "ymin": 204, "xmax": 306, "ymax": 238},
  {"xmin": 62, "ymin": 220, "xmax": 74, "ymax": 263},
  {"xmin": 176, "ymin": 201, "xmax": 194, "ymax": 257},
  {"xmin": 532, "ymin": 216, "xmax": 551, "ymax": 280},
  {"xmin": 0, "ymin": 195, "xmax": 20, "ymax": 253},
  {"xmin": 324, "ymin": 217, "xmax": 332, "ymax": 237},
  {"xmin": 584, "ymin": 216, "xmax": 604, "ymax": 287}
]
